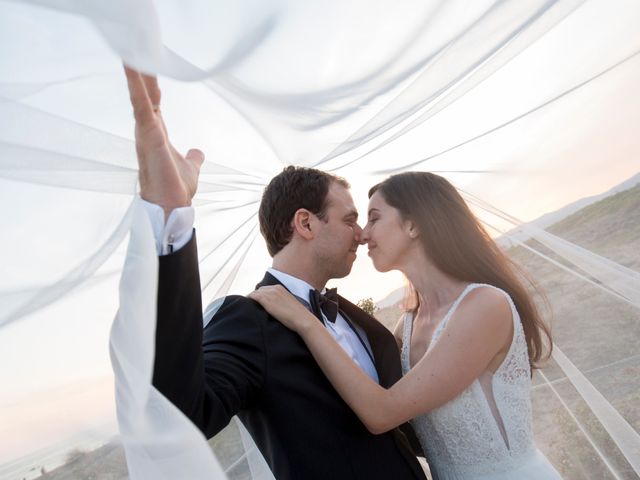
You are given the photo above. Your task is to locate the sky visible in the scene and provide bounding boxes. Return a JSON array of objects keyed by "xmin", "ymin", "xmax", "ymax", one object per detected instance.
[{"xmin": 1, "ymin": 0, "xmax": 639, "ymax": 466}]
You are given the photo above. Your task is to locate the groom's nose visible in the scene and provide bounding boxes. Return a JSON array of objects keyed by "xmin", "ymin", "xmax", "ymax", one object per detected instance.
[{"xmin": 353, "ymin": 224, "xmax": 366, "ymax": 245}]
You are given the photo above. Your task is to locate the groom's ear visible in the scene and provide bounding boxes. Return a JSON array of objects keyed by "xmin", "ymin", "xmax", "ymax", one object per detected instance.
[{"xmin": 292, "ymin": 209, "xmax": 314, "ymax": 240}]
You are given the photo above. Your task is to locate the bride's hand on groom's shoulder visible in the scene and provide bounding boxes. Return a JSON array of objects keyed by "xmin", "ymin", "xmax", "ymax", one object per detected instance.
[{"xmin": 248, "ymin": 286, "xmax": 316, "ymax": 334}]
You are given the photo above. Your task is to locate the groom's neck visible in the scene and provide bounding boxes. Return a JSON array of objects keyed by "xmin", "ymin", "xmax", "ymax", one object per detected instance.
[{"xmin": 271, "ymin": 251, "xmax": 326, "ymax": 291}]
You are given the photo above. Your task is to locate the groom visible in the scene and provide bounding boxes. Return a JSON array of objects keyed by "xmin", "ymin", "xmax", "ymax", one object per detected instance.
[{"xmin": 125, "ymin": 66, "xmax": 427, "ymax": 480}]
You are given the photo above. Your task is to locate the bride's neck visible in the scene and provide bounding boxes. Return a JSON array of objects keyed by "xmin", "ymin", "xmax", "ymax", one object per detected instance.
[{"xmin": 401, "ymin": 253, "xmax": 467, "ymax": 315}]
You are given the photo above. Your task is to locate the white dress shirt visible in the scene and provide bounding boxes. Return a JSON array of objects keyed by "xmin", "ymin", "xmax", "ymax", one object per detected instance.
[
  {"xmin": 141, "ymin": 199, "xmax": 195, "ymax": 255},
  {"xmin": 141, "ymin": 198, "xmax": 380, "ymax": 383},
  {"xmin": 266, "ymin": 268, "xmax": 379, "ymax": 383}
]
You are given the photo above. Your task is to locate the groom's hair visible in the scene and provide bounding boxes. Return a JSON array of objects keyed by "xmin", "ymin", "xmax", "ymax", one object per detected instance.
[{"xmin": 259, "ymin": 166, "xmax": 349, "ymax": 256}]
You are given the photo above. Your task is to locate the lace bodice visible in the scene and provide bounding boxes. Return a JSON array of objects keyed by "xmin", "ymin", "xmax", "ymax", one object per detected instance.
[{"xmin": 401, "ymin": 284, "xmax": 538, "ymax": 479}]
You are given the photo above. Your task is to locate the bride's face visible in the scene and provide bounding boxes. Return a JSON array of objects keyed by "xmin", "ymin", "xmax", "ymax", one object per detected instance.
[{"xmin": 361, "ymin": 191, "xmax": 415, "ymax": 273}]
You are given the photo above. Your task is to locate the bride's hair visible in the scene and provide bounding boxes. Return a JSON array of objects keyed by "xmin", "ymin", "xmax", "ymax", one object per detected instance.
[{"xmin": 369, "ymin": 172, "xmax": 552, "ymax": 370}]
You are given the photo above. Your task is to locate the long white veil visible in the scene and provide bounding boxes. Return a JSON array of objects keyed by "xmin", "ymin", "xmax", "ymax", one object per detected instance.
[{"xmin": 1, "ymin": 0, "xmax": 639, "ymax": 479}]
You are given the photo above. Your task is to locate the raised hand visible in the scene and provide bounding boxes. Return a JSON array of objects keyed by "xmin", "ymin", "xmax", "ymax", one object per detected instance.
[{"xmin": 124, "ymin": 65, "xmax": 204, "ymax": 217}]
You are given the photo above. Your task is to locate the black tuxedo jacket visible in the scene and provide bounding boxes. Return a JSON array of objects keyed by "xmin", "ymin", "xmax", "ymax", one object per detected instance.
[{"xmin": 152, "ymin": 233, "xmax": 427, "ymax": 480}]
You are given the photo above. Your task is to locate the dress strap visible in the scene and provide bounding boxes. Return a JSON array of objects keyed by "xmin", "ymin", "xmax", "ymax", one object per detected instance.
[
  {"xmin": 438, "ymin": 283, "xmax": 480, "ymax": 332},
  {"xmin": 402, "ymin": 311, "xmax": 413, "ymax": 344},
  {"xmin": 437, "ymin": 283, "xmax": 519, "ymax": 335},
  {"xmin": 400, "ymin": 311, "xmax": 414, "ymax": 373}
]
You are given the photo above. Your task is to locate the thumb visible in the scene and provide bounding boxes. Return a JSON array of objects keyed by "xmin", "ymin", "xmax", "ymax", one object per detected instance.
[{"xmin": 186, "ymin": 148, "xmax": 205, "ymax": 166}]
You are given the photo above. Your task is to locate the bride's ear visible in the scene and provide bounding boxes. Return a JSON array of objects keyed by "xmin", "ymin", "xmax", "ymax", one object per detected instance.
[
  {"xmin": 292, "ymin": 209, "xmax": 314, "ymax": 240},
  {"xmin": 406, "ymin": 220, "xmax": 419, "ymax": 239}
]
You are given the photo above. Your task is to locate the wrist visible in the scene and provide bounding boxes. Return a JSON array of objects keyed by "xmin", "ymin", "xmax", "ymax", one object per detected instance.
[
  {"xmin": 140, "ymin": 194, "xmax": 191, "ymax": 219},
  {"xmin": 298, "ymin": 316, "xmax": 321, "ymax": 339}
]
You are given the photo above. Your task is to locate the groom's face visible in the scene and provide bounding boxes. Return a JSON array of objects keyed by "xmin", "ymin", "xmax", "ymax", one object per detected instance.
[{"xmin": 312, "ymin": 183, "xmax": 362, "ymax": 279}]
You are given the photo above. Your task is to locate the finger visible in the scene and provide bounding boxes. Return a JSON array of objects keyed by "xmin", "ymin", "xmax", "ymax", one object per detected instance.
[
  {"xmin": 186, "ymin": 148, "xmax": 205, "ymax": 166},
  {"xmin": 123, "ymin": 64, "xmax": 154, "ymax": 124},
  {"xmin": 141, "ymin": 73, "xmax": 161, "ymax": 108},
  {"xmin": 247, "ymin": 290, "xmax": 263, "ymax": 301}
]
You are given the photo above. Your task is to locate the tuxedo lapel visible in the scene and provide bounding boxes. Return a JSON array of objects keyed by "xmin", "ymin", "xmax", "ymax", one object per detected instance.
[
  {"xmin": 337, "ymin": 295, "xmax": 403, "ymax": 388},
  {"xmin": 256, "ymin": 272, "xmax": 324, "ymax": 324},
  {"xmin": 256, "ymin": 272, "xmax": 402, "ymax": 387}
]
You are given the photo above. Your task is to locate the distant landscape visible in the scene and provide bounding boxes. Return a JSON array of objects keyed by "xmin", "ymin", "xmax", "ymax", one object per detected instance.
[
  {"xmin": 14, "ymin": 180, "xmax": 639, "ymax": 480},
  {"xmin": 513, "ymin": 183, "xmax": 639, "ymax": 480}
]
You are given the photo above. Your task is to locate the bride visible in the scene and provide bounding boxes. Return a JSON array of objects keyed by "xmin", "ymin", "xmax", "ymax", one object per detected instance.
[{"xmin": 250, "ymin": 172, "xmax": 563, "ymax": 479}]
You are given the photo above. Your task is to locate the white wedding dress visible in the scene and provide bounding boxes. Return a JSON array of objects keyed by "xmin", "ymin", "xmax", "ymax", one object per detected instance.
[{"xmin": 401, "ymin": 283, "xmax": 562, "ymax": 480}]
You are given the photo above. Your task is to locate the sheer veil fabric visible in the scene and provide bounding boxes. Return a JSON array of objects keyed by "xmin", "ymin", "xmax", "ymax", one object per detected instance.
[{"xmin": 1, "ymin": 0, "xmax": 639, "ymax": 479}]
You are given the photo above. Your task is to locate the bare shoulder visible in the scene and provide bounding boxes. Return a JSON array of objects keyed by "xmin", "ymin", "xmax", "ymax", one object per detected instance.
[{"xmin": 451, "ymin": 285, "xmax": 513, "ymax": 333}]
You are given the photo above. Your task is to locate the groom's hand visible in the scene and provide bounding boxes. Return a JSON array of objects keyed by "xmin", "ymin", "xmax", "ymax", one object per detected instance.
[{"xmin": 124, "ymin": 65, "xmax": 204, "ymax": 218}]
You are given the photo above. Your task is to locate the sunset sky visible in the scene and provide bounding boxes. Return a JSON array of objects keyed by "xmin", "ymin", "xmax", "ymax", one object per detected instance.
[{"xmin": 1, "ymin": 0, "xmax": 639, "ymax": 466}]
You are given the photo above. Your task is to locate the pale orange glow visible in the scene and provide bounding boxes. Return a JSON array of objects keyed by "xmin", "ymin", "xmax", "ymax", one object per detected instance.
[{"xmin": 0, "ymin": 377, "xmax": 118, "ymax": 464}]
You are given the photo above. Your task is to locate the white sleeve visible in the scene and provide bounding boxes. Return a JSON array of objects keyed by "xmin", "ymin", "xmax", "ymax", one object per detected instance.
[{"xmin": 139, "ymin": 198, "xmax": 195, "ymax": 256}]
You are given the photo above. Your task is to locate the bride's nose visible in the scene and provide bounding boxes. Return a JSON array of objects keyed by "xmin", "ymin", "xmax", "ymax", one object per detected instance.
[{"xmin": 358, "ymin": 225, "xmax": 370, "ymax": 245}]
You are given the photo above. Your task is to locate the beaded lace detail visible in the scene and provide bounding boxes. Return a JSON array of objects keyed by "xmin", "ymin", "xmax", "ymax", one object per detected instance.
[{"xmin": 401, "ymin": 284, "xmax": 535, "ymax": 478}]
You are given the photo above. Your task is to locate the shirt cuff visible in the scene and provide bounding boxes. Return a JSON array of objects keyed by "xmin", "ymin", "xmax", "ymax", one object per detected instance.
[{"xmin": 140, "ymin": 198, "xmax": 194, "ymax": 255}]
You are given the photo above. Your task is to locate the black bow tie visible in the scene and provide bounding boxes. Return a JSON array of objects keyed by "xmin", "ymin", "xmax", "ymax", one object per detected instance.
[{"xmin": 309, "ymin": 288, "xmax": 339, "ymax": 323}]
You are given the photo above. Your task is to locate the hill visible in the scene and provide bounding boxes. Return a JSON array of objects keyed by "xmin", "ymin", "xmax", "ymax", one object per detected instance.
[{"xmin": 507, "ymin": 184, "xmax": 639, "ymax": 479}]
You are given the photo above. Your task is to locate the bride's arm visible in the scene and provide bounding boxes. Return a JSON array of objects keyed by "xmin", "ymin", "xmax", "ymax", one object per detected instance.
[{"xmin": 249, "ymin": 285, "xmax": 513, "ymax": 434}]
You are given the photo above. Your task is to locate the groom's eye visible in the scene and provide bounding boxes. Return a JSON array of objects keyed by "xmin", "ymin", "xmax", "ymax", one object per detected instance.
[{"xmin": 343, "ymin": 214, "xmax": 358, "ymax": 225}]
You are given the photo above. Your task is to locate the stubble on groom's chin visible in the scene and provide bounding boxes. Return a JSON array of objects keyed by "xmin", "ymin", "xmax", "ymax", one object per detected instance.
[
  {"xmin": 314, "ymin": 248, "xmax": 356, "ymax": 281},
  {"xmin": 332, "ymin": 257, "xmax": 356, "ymax": 280},
  {"xmin": 318, "ymin": 262, "xmax": 350, "ymax": 282}
]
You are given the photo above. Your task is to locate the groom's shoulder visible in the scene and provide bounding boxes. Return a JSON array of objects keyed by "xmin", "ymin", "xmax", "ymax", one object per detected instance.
[
  {"xmin": 207, "ymin": 294, "xmax": 269, "ymax": 324},
  {"xmin": 202, "ymin": 295, "xmax": 270, "ymax": 347},
  {"xmin": 222, "ymin": 294, "xmax": 264, "ymax": 311}
]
